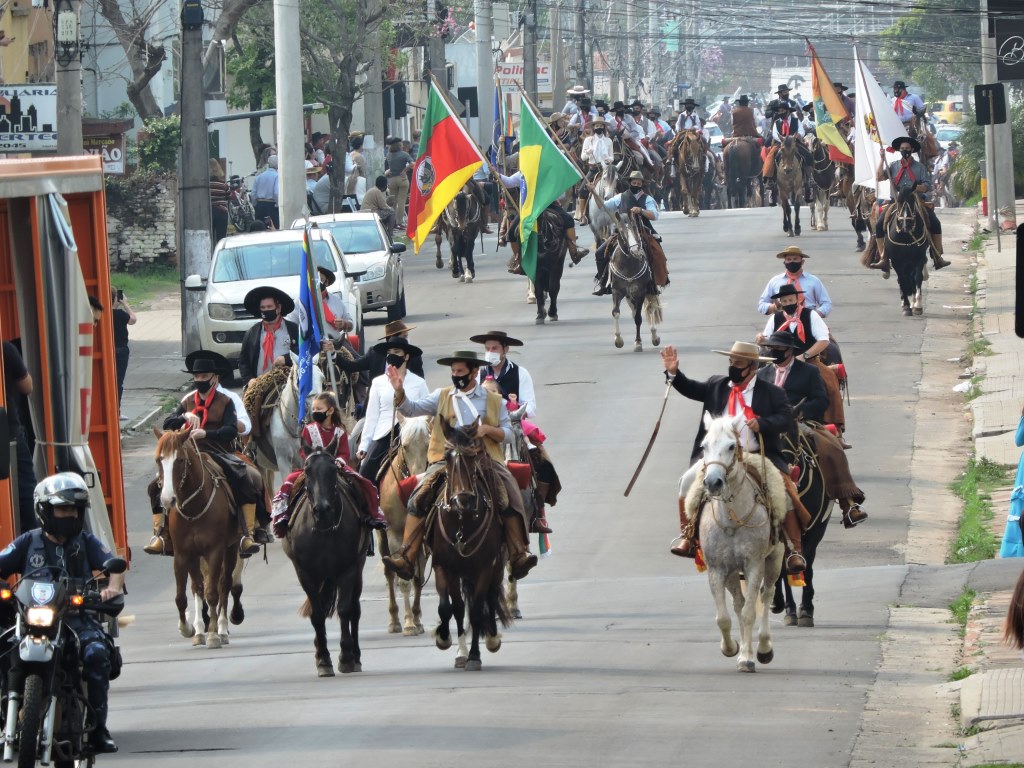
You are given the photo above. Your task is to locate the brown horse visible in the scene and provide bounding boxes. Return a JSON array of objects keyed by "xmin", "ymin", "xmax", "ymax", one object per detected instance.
[
  {"xmin": 435, "ymin": 181, "xmax": 486, "ymax": 282},
  {"xmin": 723, "ymin": 138, "xmax": 762, "ymax": 209},
  {"xmin": 378, "ymin": 416, "xmax": 431, "ymax": 636},
  {"xmin": 775, "ymin": 137, "xmax": 805, "ymax": 237},
  {"xmin": 430, "ymin": 420, "xmax": 511, "ymax": 671},
  {"xmin": 156, "ymin": 429, "xmax": 243, "ymax": 650},
  {"xmin": 673, "ymin": 130, "xmax": 705, "ymax": 216},
  {"xmin": 804, "ymin": 135, "xmax": 835, "ymax": 232}
]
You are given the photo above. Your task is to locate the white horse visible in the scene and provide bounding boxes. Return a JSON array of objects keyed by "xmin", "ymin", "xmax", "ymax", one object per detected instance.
[
  {"xmin": 685, "ymin": 413, "xmax": 786, "ymax": 672},
  {"xmin": 588, "ymin": 160, "xmax": 618, "ymax": 243}
]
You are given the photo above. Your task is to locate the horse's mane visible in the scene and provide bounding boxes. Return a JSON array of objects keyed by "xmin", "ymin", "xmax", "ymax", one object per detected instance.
[
  {"xmin": 401, "ymin": 416, "xmax": 431, "ymax": 448},
  {"xmin": 684, "ymin": 452, "xmax": 788, "ymax": 528},
  {"xmin": 155, "ymin": 428, "xmax": 189, "ymax": 460}
]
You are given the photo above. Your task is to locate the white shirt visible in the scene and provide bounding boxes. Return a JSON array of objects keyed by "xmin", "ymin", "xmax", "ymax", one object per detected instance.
[
  {"xmin": 892, "ymin": 92, "xmax": 925, "ymax": 122},
  {"xmin": 359, "ymin": 370, "xmax": 429, "ymax": 452},
  {"xmin": 656, "ymin": 119, "xmax": 674, "ymax": 140},
  {"xmin": 676, "ymin": 112, "xmax": 703, "ymax": 132},
  {"xmin": 582, "ymin": 134, "xmax": 614, "ymax": 165},
  {"xmin": 483, "ymin": 360, "xmax": 538, "ymax": 419},
  {"xmin": 285, "ymin": 291, "xmax": 353, "ymax": 341},
  {"xmin": 181, "ymin": 386, "xmax": 251, "ymax": 436},
  {"xmin": 772, "ymin": 117, "xmax": 805, "ymax": 142},
  {"xmin": 568, "ymin": 106, "xmax": 598, "ymax": 128},
  {"xmin": 620, "ymin": 117, "xmax": 644, "ymax": 142},
  {"xmin": 762, "ymin": 307, "xmax": 830, "ymax": 343},
  {"xmin": 605, "ymin": 192, "xmax": 659, "ymax": 219}
]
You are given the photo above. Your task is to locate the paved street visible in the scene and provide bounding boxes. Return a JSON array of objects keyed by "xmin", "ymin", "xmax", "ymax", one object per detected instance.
[{"xmin": 107, "ymin": 204, "xmax": 980, "ymax": 766}]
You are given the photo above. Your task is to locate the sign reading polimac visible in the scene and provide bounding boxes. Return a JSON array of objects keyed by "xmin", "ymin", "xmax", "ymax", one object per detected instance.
[
  {"xmin": 495, "ymin": 62, "xmax": 552, "ymax": 93},
  {"xmin": 0, "ymin": 85, "xmax": 57, "ymax": 151}
]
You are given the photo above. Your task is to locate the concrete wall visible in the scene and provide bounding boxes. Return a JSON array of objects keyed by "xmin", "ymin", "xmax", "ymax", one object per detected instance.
[{"xmin": 105, "ymin": 174, "xmax": 179, "ymax": 270}]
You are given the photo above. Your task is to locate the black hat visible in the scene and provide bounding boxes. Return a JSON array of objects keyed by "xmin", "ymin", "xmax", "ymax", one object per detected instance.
[
  {"xmin": 890, "ymin": 135, "xmax": 921, "ymax": 153},
  {"xmin": 629, "ymin": 99, "xmax": 644, "ymax": 110},
  {"xmin": 611, "ymin": 101, "xmax": 626, "ymax": 112},
  {"xmin": 832, "ymin": 82, "xmax": 848, "ymax": 92},
  {"xmin": 317, "ymin": 266, "xmax": 336, "ymax": 287},
  {"xmin": 372, "ymin": 337, "xmax": 423, "ymax": 358},
  {"xmin": 469, "ymin": 330, "xmax": 524, "ymax": 347},
  {"xmin": 737, "ymin": 95, "xmax": 750, "ymax": 105},
  {"xmin": 766, "ymin": 99, "xmax": 781, "ymax": 113},
  {"xmin": 436, "ymin": 350, "xmax": 487, "ymax": 367},
  {"xmin": 775, "ymin": 84, "xmax": 791, "ymax": 94},
  {"xmin": 770, "ymin": 283, "xmax": 804, "ymax": 300},
  {"xmin": 649, "ymin": 106, "xmax": 661, "ymax": 115},
  {"xmin": 594, "ymin": 99, "xmax": 608, "ymax": 110},
  {"xmin": 893, "ymin": 80, "xmax": 906, "ymax": 90},
  {"xmin": 244, "ymin": 286, "xmax": 295, "ymax": 319},
  {"xmin": 184, "ymin": 350, "xmax": 231, "ymax": 375},
  {"xmin": 764, "ymin": 330, "xmax": 802, "ymax": 349},
  {"xmin": 682, "ymin": 97, "xmax": 699, "ymax": 108}
]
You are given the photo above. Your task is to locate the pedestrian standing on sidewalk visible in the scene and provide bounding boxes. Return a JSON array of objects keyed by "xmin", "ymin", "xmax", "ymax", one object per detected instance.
[
  {"xmin": 384, "ymin": 138, "xmax": 413, "ymax": 229},
  {"xmin": 999, "ymin": 404, "xmax": 1024, "ymax": 558},
  {"xmin": 252, "ymin": 155, "xmax": 280, "ymax": 229},
  {"xmin": 109, "ymin": 288, "xmax": 136, "ymax": 414},
  {"xmin": 209, "ymin": 159, "xmax": 229, "ymax": 243}
]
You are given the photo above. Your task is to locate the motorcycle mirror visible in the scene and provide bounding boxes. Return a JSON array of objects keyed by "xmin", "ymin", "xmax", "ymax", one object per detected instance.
[{"xmin": 103, "ymin": 557, "xmax": 127, "ymax": 575}]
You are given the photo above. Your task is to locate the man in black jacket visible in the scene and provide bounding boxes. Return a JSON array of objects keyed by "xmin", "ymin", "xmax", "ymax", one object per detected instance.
[
  {"xmin": 661, "ymin": 341, "xmax": 807, "ymax": 573},
  {"xmin": 238, "ymin": 286, "xmax": 299, "ymax": 388}
]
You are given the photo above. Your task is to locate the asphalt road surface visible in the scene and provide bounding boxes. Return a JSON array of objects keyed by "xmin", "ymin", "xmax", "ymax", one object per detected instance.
[{"xmin": 110, "ymin": 205, "xmax": 954, "ymax": 767}]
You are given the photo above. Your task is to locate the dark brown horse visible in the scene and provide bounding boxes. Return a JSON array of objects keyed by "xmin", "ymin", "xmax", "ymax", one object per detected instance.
[
  {"xmin": 156, "ymin": 429, "xmax": 244, "ymax": 649},
  {"xmin": 804, "ymin": 135, "xmax": 835, "ymax": 232},
  {"xmin": 882, "ymin": 187, "xmax": 930, "ymax": 316},
  {"xmin": 533, "ymin": 208, "xmax": 568, "ymax": 325},
  {"xmin": 430, "ymin": 420, "xmax": 511, "ymax": 671},
  {"xmin": 775, "ymin": 137, "xmax": 805, "ymax": 237},
  {"xmin": 435, "ymin": 181, "xmax": 485, "ymax": 282},
  {"xmin": 673, "ymin": 130, "xmax": 705, "ymax": 217},
  {"xmin": 283, "ymin": 440, "xmax": 367, "ymax": 676},
  {"xmin": 723, "ymin": 138, "xmax": 762, "ymax": 209},
  {"xmin": 839, "ymin": 165, "xmax": 872, "ymax": 252}
]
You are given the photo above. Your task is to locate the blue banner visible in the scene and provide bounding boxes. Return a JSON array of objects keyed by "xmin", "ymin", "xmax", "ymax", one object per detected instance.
[{"xmin": 296, "ymin": 227, "xmax": 321, "ymax": 424}]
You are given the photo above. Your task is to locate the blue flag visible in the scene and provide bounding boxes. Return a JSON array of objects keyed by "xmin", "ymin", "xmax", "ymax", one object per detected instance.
[
  {"xmin": 489, "ymin": 78, "xmax": 502, "ymax": 166},
  {"xmin": 296, "ymin": 227, "xmax": 322, "ymax": 424}
]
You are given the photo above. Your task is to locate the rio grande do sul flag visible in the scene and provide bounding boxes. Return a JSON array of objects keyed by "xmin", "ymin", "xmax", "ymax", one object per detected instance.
[
  {"xmin": 807, "ymin": 40, "xmax": 852, "ymax": 164},
  {"xmin": 517, "ymin": 99, "xmax": 582, "ymax": 282},
  {"xmin": 406, "ymin": 80, "xmax": 486, "ymax": 252}
]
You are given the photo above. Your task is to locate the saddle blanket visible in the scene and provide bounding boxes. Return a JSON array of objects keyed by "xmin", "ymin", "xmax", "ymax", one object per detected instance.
[{"xmin": 684, "ymin": 454, "xmax": 788, "ymax": 528}]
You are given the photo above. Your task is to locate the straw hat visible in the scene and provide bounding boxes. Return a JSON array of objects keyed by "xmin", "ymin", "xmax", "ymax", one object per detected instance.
[
  {"xmin": 712, "ymin": 341, "xmax": 774, "ymax": 363},
  {"xmin": 776, "ymin": 245, "xmax": 810, "ymax": 260},
  {"xmin": 469, "ymin": 330, "xmax": 523, "ymax": 347}
]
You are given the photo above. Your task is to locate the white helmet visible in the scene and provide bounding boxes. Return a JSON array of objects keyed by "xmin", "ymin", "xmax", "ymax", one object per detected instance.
[{"xmin": 33, "ymin": 472, "xmax": 90, "ymax": 528}]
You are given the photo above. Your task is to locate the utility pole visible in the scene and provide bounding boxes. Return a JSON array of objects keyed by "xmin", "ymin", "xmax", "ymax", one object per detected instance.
[
  {"xmin": 980, "ymin": 0, "xmax": 1016, "ymax": 231},
  {"xmin": 54, "ymin": 0, "xmax": 84, "ymax": 154},
  {"xmin": 425, "ymin": 1, "xmax": 448, "ymax": 86},
  {"xmin": 523, "ymin": 0, "xmax": 538, "ymax": 102},
  {"xmin": 475, "ymin": 0, "xmax": 493, "ymax": 148},
  {"xmin": 575, "ymin": 0, "xmax": 587, "ymax": 92},
  {"xmin": 365, "ymin": 0, "xmax": 385, "ymax": 158},
  {"xmin": 625, "ymin": 0, "xmax": 634, "ymax": 100},
  {"xmin": 274, "ymin": 0, "xmax": 304, "ymax": 227},
  {"xmin": 551, "ymin": 0, "xmax": 565, "ymax": 100},
  {"xmin": 647, "ymin": 0, "xmax": 658, "ymax": 106},
  {"xmin": 179, "ymin": 0, "xmax": 211, "ymax": 355}
]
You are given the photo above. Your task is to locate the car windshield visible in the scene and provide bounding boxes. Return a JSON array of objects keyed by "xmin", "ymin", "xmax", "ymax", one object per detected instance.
[
  {"xmin": 936, "ymin": 128, "xmax": 962, "ymax": 141},
  {"xmin": 319, "ymin": 221, "xmax": 385, "ymax": 255},
  {"xmin": 212, "ymin": 239, "xmax": 336, "ymax": 282},
  {"xmin": 706, "ymin": 124, "xmax": 723, "ymax": 137}
]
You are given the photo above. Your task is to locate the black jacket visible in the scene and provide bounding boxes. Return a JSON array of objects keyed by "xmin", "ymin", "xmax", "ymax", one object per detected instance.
[
  {"xmin": 238, "ymin": 319, "xmax": 299, "ymax": 386},
  {"xmin": 756, "ymin": 359, "xmax": 828, "ymax": 425},
  {"xmin": 333, "ymin": 347, "xmax": 425, "ymax": 380},
  {"xmin": 670, "ymin": 371, "xmax": 793, "ymax": 471}
]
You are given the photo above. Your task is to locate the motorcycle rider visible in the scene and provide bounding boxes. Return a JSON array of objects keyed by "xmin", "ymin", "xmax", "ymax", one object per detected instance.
[{"xmin": 0, "ymin": 473, "xmax": 125, "ymax": 754}]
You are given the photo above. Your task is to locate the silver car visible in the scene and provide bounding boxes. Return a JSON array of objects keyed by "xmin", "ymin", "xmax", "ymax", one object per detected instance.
[
  {"xmin": 293, "ymin": 212, "xmax": 407, "ymax": 320},
  {"xmin": 186, "ymin": 228, "xmax": 365, "ymax": 369}
]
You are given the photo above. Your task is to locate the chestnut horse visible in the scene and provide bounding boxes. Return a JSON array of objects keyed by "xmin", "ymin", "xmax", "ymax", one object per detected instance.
[
  {"xmin": 775, "ymin": 137, "xmax": 805, "ymax": 237},
  {"xmin": 156, "ymin": 429, "xmax": 243, "ymax": 650},
  {"xmin": 673, "ymin": 130, "xmax": 705, "ymax": 217},
  {"xmin": 430, "ymin": 420, "xmax": 511, "ymax": 671}
]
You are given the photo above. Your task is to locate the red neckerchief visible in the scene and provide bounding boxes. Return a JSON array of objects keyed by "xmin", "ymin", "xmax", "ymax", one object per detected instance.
[
  {"xmin": 777, "ymin": 307, "xmax": 807, "ymax": 344},
  {"xmin": 893, "ymin": 159, "xmax": 916, "ymax": 185},
  {"xmin": 894, "ymin": 94, "xmax": 906, "ymax": 118},
  {"xmin": 785, "ymin": 271, "xmax": 803, "ymax": 293},
  {"xmin": 321, "ymin": 292, "xmax": 335, "ymax": 326},
  {"xmin": 193, "ymin": 388, "xmax": 216, "ymax": 429},
  {"xmin": 727, "ymin": 383, "xmax": 756, "ymax": 420},
  {"xmin": 262, "ymin": 316, "xmax": 282, "ymax": 370},
  {"xmin": 781, "ymin": 118, "xmax": 790, "ymax": 137}
]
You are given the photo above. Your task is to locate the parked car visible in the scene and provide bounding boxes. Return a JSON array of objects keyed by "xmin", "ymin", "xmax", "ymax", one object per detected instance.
[
  {"xmin": 935, "ymin": 124, "xmax": 964, "ymax": 151},
  {"xmin": 291, "ymin": 211, "xmax": 406, "ymax": 320},
  {"xmin": 928, "ymin": 100, "xmax": 964, "ymax": 125},
  {"xmin": 185, "ymin": 228, "xmax": 364, "ymax": 371},
  {"xmin": 705, "ymin": 121, "xmax": 724, "ymax": 153}
]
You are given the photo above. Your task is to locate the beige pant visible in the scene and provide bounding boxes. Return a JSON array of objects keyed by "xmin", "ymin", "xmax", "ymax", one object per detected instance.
[{"xmin": 388, "ymin": 175, "xmax": 410, "ymax": 227}]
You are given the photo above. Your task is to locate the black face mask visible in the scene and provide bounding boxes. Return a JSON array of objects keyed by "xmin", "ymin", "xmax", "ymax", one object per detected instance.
[
  {"xmin": 728, "ymin": 365, "xmax": 750, "ymax": 384},
  {"xmin": 319, "ymin": 282, "xmax": 327, "ymax": 292},
  {"xmin": 771, "ymin": 349, "xmax": 790, "ymax": 364},
  {"xmin": 781, "ymin": 303, "xmax": 799, "ymax": 316},
  {"xmin": 900, "ymin": 149, "xmax": 913, "ymax": 159},
  {"xmin": 784, "ymin": 262, "xmax": 801, "ymax": 274},
  {"xmin": 595, "ymin": 129, "xmax": 605, "ymax": 134},
  {"xmin": 44, "ymin": 514, "xmax": 83, "ymax": 540},
  {"xmin": 261, "ymin": 309, "xmax": 279, "ymax": 322},
  {"xmin": 310, "ymin": 411, "xmax": 328, "ymax": 424},
  {"xmin": 451, "ymin": 374, "xmax": 472, "ymax": 390},
  {"xmin": 386, "ymin": 354, "xmax": 406, "ymax": 368},
  {"xmin": 616, "ymin": 111, "xmax": 625, "ymax": 118},
  {"xmin": 194, "ymin": 379, "xmax": 213, "ymax": 394},
  {"xmin": 630, "ymin": 185, "xmax": 643, "ymax": 193}
]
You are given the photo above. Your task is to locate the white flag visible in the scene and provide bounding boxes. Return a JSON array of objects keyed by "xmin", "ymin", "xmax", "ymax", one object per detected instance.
[{"xmin": 853, "ymin": 47, "xmax": 908, "ymax": 198}]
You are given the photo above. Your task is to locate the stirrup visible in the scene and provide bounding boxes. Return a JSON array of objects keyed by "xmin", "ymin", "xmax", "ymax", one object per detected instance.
[
  {"xmin": 670, "ymin": 535, "xmax": 696, "ymax": 559},
  {"xmin": 383, "ymin": 550, "xmax": 415, "ymax": 579}
]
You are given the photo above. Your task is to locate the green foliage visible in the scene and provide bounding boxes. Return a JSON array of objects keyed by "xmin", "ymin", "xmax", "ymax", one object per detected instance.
[
  {"xmin": 949, "ymin": 666, "xmax": 973, "ymax": 681},
  {"xmin": 879, "ymin": 0, "xmax": 980, "ymax": 99},
  {"xmin": 137, "ymin": 116, "xmax": 181, "ymax": 173},
  {"xmin": 949, "ymin": 587, "xmax": 976, "ymax": 633},
  {"xmin": 951, "ymin": 102, "xmax": 1024, "ymax": 200},
  {"xmin": 948, "ymin": 457, "xmax": 1011, "ymax": 563},
  {"xmin": 109, "ymin": 264, "xmax": 180, "ymax": 304},
  {"xmin": 99, "ymin": 102, "xmax": 137, "ymax": 120},
  {"xmin": 226, "ymin": 2, "xmax": 276, "ymax": 112}
]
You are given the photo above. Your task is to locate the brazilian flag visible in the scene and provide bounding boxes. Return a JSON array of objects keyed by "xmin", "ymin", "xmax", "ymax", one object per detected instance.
[{"xmin": 517, "ymin": 102, "xmax": 582, "ymax": 282}]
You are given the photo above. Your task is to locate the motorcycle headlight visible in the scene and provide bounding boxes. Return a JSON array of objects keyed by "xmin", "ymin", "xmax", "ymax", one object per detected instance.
[
  {"xmin": 208, "ymin": 303, "xmax": 236, "ymax": 321},
  {"xmin": 26, "ymin": 607, "xmax": 55, "ymax": 627}
]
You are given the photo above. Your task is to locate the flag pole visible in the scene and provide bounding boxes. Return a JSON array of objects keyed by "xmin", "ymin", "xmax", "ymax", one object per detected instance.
[{"xmin": 305, "ymin": 225, "xmax": 340, "ymax": 401}]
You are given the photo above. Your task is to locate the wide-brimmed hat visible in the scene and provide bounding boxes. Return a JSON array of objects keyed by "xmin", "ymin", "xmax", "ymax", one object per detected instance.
[
  {"xmin": 183, "ymin": 350, "xmax": 232, "ymax": 375},
  {"xmin": 763, "ymin": 331, "xmax": 803, "ymax": 349},
  {"xmin": 317, "ymin": 266, "xmax": 336, "ymax": 287},
  {"xmin": 832, "ymin": 82, "xmax": 848, "ymax": 92},
  {"xmin": 770, "ymin": 283, "xmax": 804, "ymax": 301},
  {"xmin": 567, "ymin": 85, "xmax": 589, "ymax": 96},
  {"xmin": 649, "ymin": 106, "xmax": 662, "ymax": 115},
  {"xmin": 627, "ymin": 171, "xmax": 645, "ymax": 182},
  {"xmin": 380, "ymin": 319, "xmax": 417, "ymax": 339},
  {"xmin": 890, "ymin": 136, "xmax": 921, "ymax": 153},
  {"xmin": 775, "ymin": 84, "xmax": 791, "ymax": 94},
  {"xmin": 737, "ymin": 95, "xmax": 750, "ymax": 105},
  {"xmin": 590, "ymin": 117, "xmax": 607, "ymax": 127},
  {"xmin": 611, "ymin": 101, "xmax": 626, "ymax": 112},
  {"xmin": 682, "ymin": 97, "xmax": 699, "ymax": 108},
  {"xmin": 594, "ymin": 99, "xmax": 608, "ymax": 109},
  {"xmin": 244, "ymin": 286, "xmax": 295, "ymax": 319},
  {"xmin": 776, "ymin": 245, "xmax": 810, "ymax": 260},
  {"xmin": 712, "ymin": 341, "xmax": 774, "ymax": 363},
  {"xmin": 893, "ymin": 80, "xmax": 907, "ymax": 90},
  {"xmin": 436, "ymin": 350, "xmax": 487, "ymax": 367},
  {"xmin": 372, "ymin": 337, "xmax": 423, "ymax": 358},
  {"xmin": 469, "ymin": 330, "xmax": 523, "ymax": 347},
  {"xmin": 547, "ymin": 112, "xmax": 566, "ymax": 125},
  {"xmin": 629, "ymin": 99, "xmax": 644, "ymax": 110}
]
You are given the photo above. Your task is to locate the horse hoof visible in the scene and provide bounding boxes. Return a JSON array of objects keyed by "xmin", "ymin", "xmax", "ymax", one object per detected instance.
[
  {"xmin": 465, "ymin": 659, "xmax": 482, "ymax": 671},
  {"xmin": 798, "ymin": 610, "xmax": 815, "ymax": 628},
  {"xmin": 317, "ymin": 664, "xmax": 335, "ymax": 678},
  {"xmin": 526, "ymin": 296, "xmax": 536, "ymax": 304},
  {"xmin": 230, "ymin": 605, "xmax": 244, "ymax": 626},
  {"xmin": 855, "ymin": 243, "xmax": 865, "ymax": 252},
  {"xmin": 219, "ymin": 634, "xmax": 230, "ymax": 646},
  {"xmin": 547, "ymin": 312, "xmax": 558, "ymax": 321},
  {"xmin": 652, "ymin": 335, "xmax": 661, "ymax": 347},
  {"xmin": 511, "ymin": 608, "xmax": 523, "ymax": 620},
  {"xmin": 455, "ymin": 656, "xmax": 468, "ymax": 669},
  {"xmin": 633, "ymin": 343, "xmax": 643, "ymax": 353},
  {"xmin": 402, "ymin": 625, "xmax": 418, "ymax": 636},
  {"xmin": 535, "ymin": 316, "xmax": 545, "ymax": 325},
  {"xmin": 192, "ymin": 634, "xmax": 206, "ymax": 647},
  {"xmin": 737, "ymin": 660, "xmax": 756, "ymax": 673},
  {"xmin": 465, "ymin": 272, "xmax": 474, "ymax": 283},
  {"xmin": 913, "ymin": 307, "xmax": 923, "ymax": 316},
  {"xmin": 485, "ymin": 634, "xmax": 502, "ymax": 653},
  {"xmin": 415, "ymin": 623, "xmax": 425, "ymax": 635},
  {"xmin": 902, "ymin": 307, "xmax": 913, "ymax": 317},
  {"xmin": 614, "ymin": 337, "xmax": 624, "ymax": 349},
  {"xmin": 783, "ymin": 610, "xmax": 798, "ymax": 626},
  {"xmin": 388, "ymin": 623, "xmax": 402, "ymax": 634},
  {"xmin": 206, "ymin": 634, "xmax": 223, "ymax": 650},
  {"xmin": 722, "ymin": 642, "xmax": 739, "ymax": 658},
  {"xmin": 458, "ymin": 274, "xmax": 466, "ymax": 282},
  {"xmin": 757, "ymin": 649, "xmax": 775, "ymax": 664},
  {"xmin": 435, "ymin": 257, "xmax": 444, "ymax": 270},
  {"xmin": 434, "ymin": 631, "xmax": 453, "ymax": 651},
  {"xmin": 179, "ymin": 623, "xmax": 195, "ymax": 639},
  {"xmin": 339, "ymin": 661, "xmax": 361, "ymax": 674}
]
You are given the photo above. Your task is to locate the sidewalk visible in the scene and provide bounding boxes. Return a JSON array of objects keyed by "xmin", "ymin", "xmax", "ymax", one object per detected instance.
[{"xmin": 954, "ymin": 205, "xmax": 1024, "ymax": 767}]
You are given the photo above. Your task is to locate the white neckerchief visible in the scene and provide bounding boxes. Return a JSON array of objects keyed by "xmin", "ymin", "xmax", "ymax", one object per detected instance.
[
  {"xmin": 450, "ymin": 385, "xmax": 481, "ymax": 427},
  {"xmin": 307, "ymin": 423, "xmax": 342, "ymax": 450}
]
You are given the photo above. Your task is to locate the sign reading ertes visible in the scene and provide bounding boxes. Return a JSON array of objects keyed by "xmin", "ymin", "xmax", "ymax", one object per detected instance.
[
  {"xmin": 495, "ymin": 61, "xmax": 552, "ymax": 93},
  {"xmin": 83, "ymin": 134, "xmax": 126, "ymax": 175},
  {"xmin": 0, "ymin": 85, "xmax": 57, "ymax": 151}
]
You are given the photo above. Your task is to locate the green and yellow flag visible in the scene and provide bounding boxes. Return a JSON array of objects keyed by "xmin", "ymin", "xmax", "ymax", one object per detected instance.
[
  {"xmin": 517, "ymin": 100, "xmax": 582, "ymax": 281},
  {"xmin": 807, "ymin": 40, "xmax": 853, "ymax": 164}
]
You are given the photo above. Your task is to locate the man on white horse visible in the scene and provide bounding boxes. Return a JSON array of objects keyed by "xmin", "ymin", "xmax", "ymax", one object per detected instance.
[
  {"xmin": 579, "ymin": 118, "xmax": 614, "ymax": 224},
  {"xmin": 381, "ymin": 350, "xmax": 539, "ymax": 582},
  {"xmin": 238, "ymin": 286, "xmax": 299, "ymax": 388},
  {"xmin": 660, "ymin": 341, "xmax": 808, "ymax": 574}
]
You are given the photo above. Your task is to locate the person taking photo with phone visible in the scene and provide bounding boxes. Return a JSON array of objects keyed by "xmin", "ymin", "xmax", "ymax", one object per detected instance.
[{"xmin": 110, "ymin": 287, "xmax": 137, "ymax": 417}]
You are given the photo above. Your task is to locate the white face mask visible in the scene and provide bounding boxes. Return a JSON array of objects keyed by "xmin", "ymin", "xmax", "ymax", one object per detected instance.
[{"xmin": 484, "ymin": 351, "xmax": 502, "ymax": 365}]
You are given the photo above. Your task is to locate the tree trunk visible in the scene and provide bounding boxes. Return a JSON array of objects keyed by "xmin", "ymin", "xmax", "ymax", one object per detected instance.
[
  {"xmin": 204, "ymin": 0, "xmax": 266, "ymax": 72},
  {"xmin": 96, "ymin": 0, "xmax": 165, "ymax": 120},
  {"xmin": 249, "ymin": 90, "xmax": 265, "ymax": 162},
  {"xmin": 329, "ymin": 103, "xmax": 351, "ymax": 211}
]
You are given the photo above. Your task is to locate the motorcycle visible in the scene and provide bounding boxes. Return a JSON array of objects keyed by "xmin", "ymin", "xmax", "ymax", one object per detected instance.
[
  {"xmin": 0, "ymin": 557, "xmax": 126, "ymax": 768},
  {"xmin": 228, "ymin": 174, "xmax": 256, "ymax": 233}
]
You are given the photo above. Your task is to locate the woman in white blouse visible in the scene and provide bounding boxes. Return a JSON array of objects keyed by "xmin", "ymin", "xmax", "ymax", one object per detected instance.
[{"xmin": 357, "ymin": 338, "xmax": 430, "ymax": 484}]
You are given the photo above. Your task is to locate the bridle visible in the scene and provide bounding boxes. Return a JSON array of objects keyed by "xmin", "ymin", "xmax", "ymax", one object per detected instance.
[
  {"xmin": 167, "ymin": 431, "xmax": 225, "ymax": 522},
  {"xmin": 435, "ymin": 435, "xmax": 498, "ymax": 559},
  {"xmin": 701, "ymin": 427, "xmax": 771, "ymax": 532}
]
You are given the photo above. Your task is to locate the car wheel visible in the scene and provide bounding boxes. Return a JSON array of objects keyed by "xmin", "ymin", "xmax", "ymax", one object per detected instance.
[{"xmin": 387, "ymin": 288, "xmax": 407, "ymax": 321}]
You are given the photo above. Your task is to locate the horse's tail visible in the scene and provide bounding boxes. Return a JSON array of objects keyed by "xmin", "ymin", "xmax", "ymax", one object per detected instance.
[
  {"xmin": 1004, "ymin": 567, "xmax": 1024, "ymax": 650},
  {"xmin": 643, "ymin": 293, "xmax": 662, "ymax": 327},
  {"xmin": 298, "ymin": 580, "xmax": 340, "ymax": 619}
]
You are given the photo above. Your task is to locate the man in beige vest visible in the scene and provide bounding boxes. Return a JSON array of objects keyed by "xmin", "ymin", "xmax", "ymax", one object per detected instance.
[{"xmin": 381, "ymin": 350, "xmax": 538, "ymax": 581}]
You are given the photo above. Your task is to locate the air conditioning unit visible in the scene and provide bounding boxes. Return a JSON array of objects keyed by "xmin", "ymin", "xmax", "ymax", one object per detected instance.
[{"xmin": 11, "ymin": 0, "xmax": 30, "ymax": 16}]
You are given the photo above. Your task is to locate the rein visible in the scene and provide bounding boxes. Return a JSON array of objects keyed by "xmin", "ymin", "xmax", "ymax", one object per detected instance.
[
  {"xmin": 436, "ymin": 442, "xmax": 499, "ymax": 559},
  {"xmin": 702, "ymin": 429, "xmax": 772, "ymax": 533},
  {"xmin": 172, "ymin": 435, "xmax": 225, "ymax": 522}
]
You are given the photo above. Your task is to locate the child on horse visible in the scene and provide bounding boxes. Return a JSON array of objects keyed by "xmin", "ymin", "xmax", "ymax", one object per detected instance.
[{"xmin": 271, "ymin": 392, "xmax": 387, "ymax": 538}]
